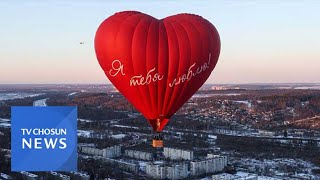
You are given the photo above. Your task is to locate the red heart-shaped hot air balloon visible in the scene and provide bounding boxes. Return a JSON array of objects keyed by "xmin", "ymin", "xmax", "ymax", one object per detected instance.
[{"xmin": 95, "ymin": 11, "xmax": 220, "ymax": 133}]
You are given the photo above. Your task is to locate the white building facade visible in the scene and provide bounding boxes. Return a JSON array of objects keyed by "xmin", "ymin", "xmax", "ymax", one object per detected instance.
[
  {"xmin": 190, "ymin": 155, "xmax": 227, "ymax": 176},
  {"xmin": 146, "ymin": 163, "xmax": 188, "ymax": 180},
  {"xmin": 166, "ymin": 164, "xmax": 188, "ymax": 180},
  {"xmin": 103, "ymin": 145, "xmax": 121, "ymax": 158},
  {"xmin": 80, "ymin": 145, "xmax": 121, "ymax": 158},
  {"xmin": 163, "ymin": 147, "xmax": 194, "ymax": 160},
  {"xmin": 124, "ymin": 150, "xmax": 153, "ymax": 161}
]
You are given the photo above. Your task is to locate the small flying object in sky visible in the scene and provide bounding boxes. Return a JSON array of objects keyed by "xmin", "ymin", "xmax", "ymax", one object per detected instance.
[{"xmin": 80, "ymin": 42, "xmax": 84, "ymax": 45}]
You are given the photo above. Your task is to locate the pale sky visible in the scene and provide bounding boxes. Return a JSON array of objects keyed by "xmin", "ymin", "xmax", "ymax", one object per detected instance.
[{"xmin": 1, "ymin": 0, "xmax": 319, "ymax": 84}]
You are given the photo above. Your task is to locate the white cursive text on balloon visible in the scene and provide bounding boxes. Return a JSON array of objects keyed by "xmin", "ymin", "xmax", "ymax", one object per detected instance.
[
  {"xmin": 108, "ymin": 53, "xmax": 211, "ymax": 87},
  {"xmin": 130, "ymin": 68, "xmax": 164, "ymax": 86},
  {"xmin": 168, "ymin": 53, "xmax": 211, "ymax": 87}
]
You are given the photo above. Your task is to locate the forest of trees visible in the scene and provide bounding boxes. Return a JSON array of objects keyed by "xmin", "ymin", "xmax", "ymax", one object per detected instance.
[
  {"xmin": 47, "ymin": 93, "xmax": 130, "ymax": 120},
  {"xmin": 187, "ymin": 89, "xmax": 320, "ymax": 130}
]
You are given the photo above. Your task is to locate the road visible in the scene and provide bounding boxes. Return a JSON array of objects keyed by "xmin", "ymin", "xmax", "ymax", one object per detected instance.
[{"xmin": 285, "ymin": 115, "xmax": 320, "ymax": 125}]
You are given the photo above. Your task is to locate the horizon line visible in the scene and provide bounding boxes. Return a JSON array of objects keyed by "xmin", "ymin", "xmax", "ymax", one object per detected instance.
[{"xmin": 0, "ymin": 83, "xmax": 320, "ymax": 85}]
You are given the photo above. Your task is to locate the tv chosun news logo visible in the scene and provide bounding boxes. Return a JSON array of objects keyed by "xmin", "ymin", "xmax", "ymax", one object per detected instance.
[{"xmin": 11, "ymin": 106, "xmax": 77, "ymax": 171}]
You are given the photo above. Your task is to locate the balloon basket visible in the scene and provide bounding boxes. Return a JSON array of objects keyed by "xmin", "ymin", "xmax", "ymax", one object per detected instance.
[
  {"xmin": 152, "ymin": 133, "xmax": 164, "ymax": 148},
  {"xmin": 152, "ymin": 139, "xmax": 163, "ymax": 148}
]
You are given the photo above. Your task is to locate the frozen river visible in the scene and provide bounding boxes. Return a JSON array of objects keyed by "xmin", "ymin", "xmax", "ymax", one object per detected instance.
[{"xmin": 0, "ymin": 93, "xmax": 43, "ymax": 101}]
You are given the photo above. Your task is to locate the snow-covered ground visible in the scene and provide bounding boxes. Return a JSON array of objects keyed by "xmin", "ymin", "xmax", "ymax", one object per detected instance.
[
  {"xmin": 112, "ymin": 124, "xmax": 139, "ymax": 129},
  {"xmin": 112, "ymin": 134, "xmax": 126, "ymax": 139},
  {"xmin": 294, "ymin": 86, "xmax": 320, "ymax": 90},
  {"xmin": 0, "ymin": 118, "xmax": 11, "ymax": 128},
  {"xmin": 230, "ymin": 157, "xmax": 320, "ymax": 179},
  {"xmin": 0, "ymin": 173, "xmax": 11, "ymax": 179},
  {"xmin": 78, "ymin": 118, "xmax": 93, "ymax": 123},
  {"xmin": 77, "ymin": 130, "xmax": 93, "ymax": 138},
  {"xmin": 233, "ymin": 100, "xmax": 253, "ymax": 108},
  {"xmin": 212, "ymin": 172, "xmax": 282, "ymax": 180},
  {"xmin": 0, "ymin": 118, "xmax": 10, "ymax": 122},
  {"xmin": 0, "ymin": 123, "xmax": 11, "ymax": 128},
  {"xmin": 0, "ymin": 93, "xmax": 43, "ymax": 101},
  {"xmin": 33, "ymin": 98, "xmax": 47, "ymax": 106},
  {"xmin": 192, "ymin": 93, "xmax": 241, "ymax": 99},
  {"xmin": 68, "ymin": 92, "xmax": 78, "ymax": 96}
]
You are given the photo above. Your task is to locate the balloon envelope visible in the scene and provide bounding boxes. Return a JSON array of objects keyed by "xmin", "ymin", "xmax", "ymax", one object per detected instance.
[{"xmin": 95, "ymin": 11, "xmax": 220, "ymax": 132}]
